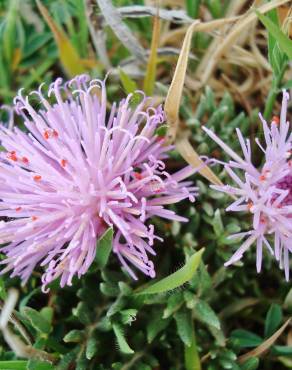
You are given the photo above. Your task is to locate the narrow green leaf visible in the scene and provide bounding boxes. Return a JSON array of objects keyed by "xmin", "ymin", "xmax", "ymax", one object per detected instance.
[
  {"xmin": 272, "ymin": 345, "xmax": 292, "ymax": 356},
  {"xmin": 0, "ymin": 361, "xmax": 53, "ymax": 370},
  {"xmin": 193, "ymin": 299, "xmax": 221, "ymax": 330},
  {"xmin": 63, "ymin": 329, "xmax": 85, "ymax": 343},
  {"xmin": 22, "ymin": 307, "xmax": 51, "ymax": 335},
  {"xmin": 136, "ymin": 248, "xmax": 204, "ymax": 295},
  {"xmin": 185, "ymin": 0, "xmax": 200, "ymax": 18},
  {"xmin": 147, "ymin": 314, "xmax": 171, "ymax": 343},
  {"xmin": 212, "ymin": 209, "xmax": 224, "ymax": 237},
  {"xmin": 85, "ymin": 337, "xmax": 98, "ymax": 360},
  {"xmin": 0, "ymin": 277, "xmax": 7, "ymax": 300},
  {"xmin": 240, "ymin": 357, "xmax": 260, "ymax": 370},
  {"xmin": 231, "ymin": 329, "xmax": 263, "ymax": 348},
  {"xmin": 3, "ymin": 0, "xmax": 19, "ymax": 64},
  {"xmin": 0, "ymin": 361, "xmax": 27, "ymax": 370},
  {"xmin": 143, "ymin": 15, "xmax": 160, "ymax": 95},
  {"xmin": 264, "ymin": 304, "xmax": 282, "ymax": 338},
  {"xmin": 119, "ymin": 68, "xmax": 138, "ymax": 94},
  {"xmin": 174, "ymin": 310, "xmax": 193, "ymax": 347},
  {"xmin": 112, "ymin": 323, "xmax": 134, "ymax": 354},
  {"xmin": 256, "ymin": 10, "xmax": 292, "ymax": 59},
  {"xmin": 95, "ymin": 227, "xmax": 113, "ymax": 269}
]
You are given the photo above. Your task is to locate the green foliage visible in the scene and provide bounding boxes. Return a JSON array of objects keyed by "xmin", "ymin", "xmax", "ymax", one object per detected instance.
[{"xmin": 95, "ymin": 227, "xmax": 113, "ymax": 269}]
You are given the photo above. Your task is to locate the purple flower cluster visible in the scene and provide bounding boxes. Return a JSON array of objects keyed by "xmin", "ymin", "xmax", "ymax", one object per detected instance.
[
  {"xmin": 0, "ymin": 73, "xmax": 290, "ymax": 291},
  {"xmin": 0, "ymin": 75, "xmax": 197, "ymax": 291},
  {"xmin": 204, "ymin": 91, "xmax": 291, "ymax": 279}
]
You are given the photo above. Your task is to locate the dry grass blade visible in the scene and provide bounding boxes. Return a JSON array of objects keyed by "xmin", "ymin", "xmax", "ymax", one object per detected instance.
[
  {"xmin": 143, "ymin": 14, "xmax": 160, "ymax": 96},
  {"xmin": 85, "ymin": 0, "xmax": 111, "ymax": 69},
  {"xmin": 118, "ymin": 5, "xmax": 194, "ymax": 23},
  {"xmin": 165, "ymin": 17, "xmax": 239, "ymax": 144},
  {"xmin": 164, "ymin": 20, "xmax": 200, "ymax": 144},
  {"xmin": 199, "ymin": 0, "xmax": 291, "ymax": 85},
  {"xmin": 97, "ymin": 0, "xmax": 146, "ymax": 61},
  {"xmin": 176, "ymin": 136, "xmax": 222, "ymax": 186},
  {"xmin": 238, "ymin": 318, "xmax": 292, "ymax": 364}
]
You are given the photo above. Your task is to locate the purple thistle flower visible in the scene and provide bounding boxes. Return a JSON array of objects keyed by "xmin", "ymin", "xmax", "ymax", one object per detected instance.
[
  {"xmin": 0, "ymin": 75, "xmax": 197, "ymax": 292},
  {"xmin": 203, "ymin": 91, "xmax": 292, "ymax": 280}
]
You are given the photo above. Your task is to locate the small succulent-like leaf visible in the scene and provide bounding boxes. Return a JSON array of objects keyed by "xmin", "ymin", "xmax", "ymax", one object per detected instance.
[
  {"xmin": 22, "ymin": 307, "xmax": 51, "ymax": 335},
  {"xmin": 264, "ymin": 304, "xmax": 282, "ymax": 338},
  {"xmin": 112, "ymin": 323, "xmax": 134, "ymax": 354}
]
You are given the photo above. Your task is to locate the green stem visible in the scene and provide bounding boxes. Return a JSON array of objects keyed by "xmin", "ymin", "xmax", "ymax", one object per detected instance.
[
  {"xmin": 185, "ymin": 321, "xmax": 201, "ymax": 370},
  {"xmin": 263, "ymin": 64, "xmax": 286, "ymax": 120}
]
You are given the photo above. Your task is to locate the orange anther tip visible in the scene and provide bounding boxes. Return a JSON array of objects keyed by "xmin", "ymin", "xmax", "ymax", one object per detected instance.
[{"xmin": 272, "ymin": 116, "xmax": 280, "ymax": 125}]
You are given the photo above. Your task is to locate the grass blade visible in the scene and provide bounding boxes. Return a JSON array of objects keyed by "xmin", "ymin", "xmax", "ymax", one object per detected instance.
[{"xmin": 136, "ymin": 248, "xmax": 204, "ymax": 295}]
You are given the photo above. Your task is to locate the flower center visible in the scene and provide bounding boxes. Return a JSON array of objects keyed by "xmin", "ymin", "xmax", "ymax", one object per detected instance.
[{"xmin": 276, "ymin": 174, "xmax": 292, "ymax": 206}]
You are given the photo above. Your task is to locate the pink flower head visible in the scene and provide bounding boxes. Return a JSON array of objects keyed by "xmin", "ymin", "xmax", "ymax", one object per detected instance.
[
  {"xmin": 203, "ymin": 91, "xmax": 291, "ymax": 279},
  {"xmin": 0, "ymin": 75, "xmax": 197, "ymax": 292}
]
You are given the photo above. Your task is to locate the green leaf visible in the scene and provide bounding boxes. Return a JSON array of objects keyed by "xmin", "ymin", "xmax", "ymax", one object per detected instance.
[
  {"xmin": 0, "ymin": 277, "xmax": 7, "ymax": 300},
  {"xmin": 56, "ymin": 347, "xmax": 79, "ymax": 370},
  {"xmin": 0, "ymin": 361, "xmax": 53, "ymax": 370},
  {"xmin": 256, "ymin": 10, "xmax": 292, "ymax": 59},
  {"xmin": 100, "ymin": 282, "xmax": 119, "ymax": 297},
  {"xmin": 63, "ymin": 329, "xmax": 85, "ymax": 343},
  {"xmin": 112, "ymin": 323, "xmax": 134, "ymax": 354},
  {"xmin": 3, "ymin": 0, "xmax": 19, "ymax": 64},
  {"xmin": 147, "ymin": 314, "xmax": 171, "ymax": 343},
  {"xmin": 240, "ymin": 357, "xmax": 259, "ymax": 370},
  {"xmin": 107, "ymin": 296, "xmax": 127, "ymax": 317},
  {"xmin": 266, "ymin": 9, "xmax": 287, "ymax": 77},
  {"xmin": 185, "ymin": 0, "xmax": 200, "ymax": 18},
  {"xmin": 272, "ymin": 345, "xmax": 292, "ymax": 356},
  {"xmin": 85, "ymin": 337, "xmax": 98, "ymax": 360},
  {"xmin": 0, "ymin": 361, "xmax": 27, "ymax": 370},
  {"xmin": 264, "ymin": 304, "xmax": 282, "ymax": 338},
  {"xmin": 27, "ymin": 359, "xmax": 54, "ymax": 370},
  {"xmin": 212, "ymin": 209, "xmax": 224, "ymax": 237},
  {"xmin": 72, "ymin": 302, "xmax": 93, "ymax": 325},
  {"xmin": 95, "ymin": 228, "xmax": 113, "ymax": 269},
  {"xmin": 231, "ymin": 329, "xmax": 263, "ymax": 348},
  {"xmin": 174, "ymin": 310, "xmax": 193, "ymax": 347},
  {"xmin": 143, "ymin": 15, "xmax": 160, "ymax": 95},
  {"xmin": 163, "ymin": 292, "xmax": 184, "ymax": 318},
  {"xmin": 22, "ymin": 307, "xmax": 51, "ymax": 335},
  {"xmin": 136, "ymin": 248, "xmax": 204, "ymax": 295},
  {"xmin": 193, "ymin": 299, "xmax": 221, "ymax": 330},
  {"xmin": 40, "ymin": 307, "xmax": 53, "ymax": 325},
  {"xmin": 155, "ymin": 124, "xmax": 168, "ymax": 138},
  {"xmin": 119, "ymin": 68, "xmax": 138, "ymax": 94},
  {"xmin": 120, "ymin": 309, "xmax": 138, "ymax": 325}
]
